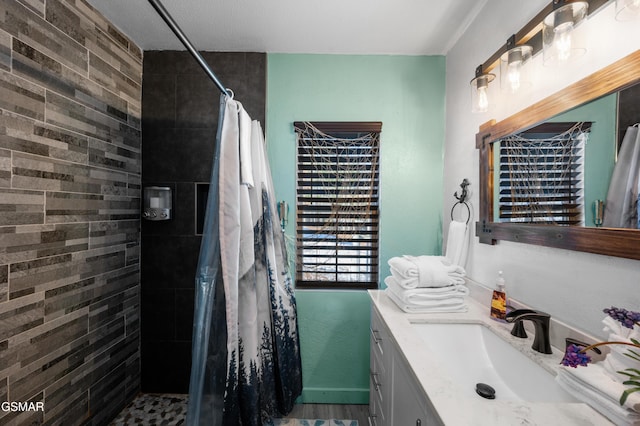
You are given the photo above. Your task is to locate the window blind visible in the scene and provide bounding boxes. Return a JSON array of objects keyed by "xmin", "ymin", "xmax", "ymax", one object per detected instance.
[
  {"xmin": 294, "ymin": 121, "xmax": 381, "ymax": 289},
  {"xmin": 498, "ymin": 122, "xmax": 589, "ymax": 225}
]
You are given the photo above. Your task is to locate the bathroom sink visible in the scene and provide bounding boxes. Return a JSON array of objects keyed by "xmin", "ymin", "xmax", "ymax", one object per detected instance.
[{"xmin": 410, "ymin": 322, "xmax": 578, "ymax": 402}]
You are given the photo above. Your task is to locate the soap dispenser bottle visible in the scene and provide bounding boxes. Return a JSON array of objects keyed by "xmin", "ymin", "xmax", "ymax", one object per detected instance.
[{"xmin": 490, "ymin": 271, "xmax": 507, "ymax": 321}]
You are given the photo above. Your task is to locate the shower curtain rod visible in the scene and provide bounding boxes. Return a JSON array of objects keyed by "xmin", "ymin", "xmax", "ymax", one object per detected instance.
[{"xmin": 147, "ymin": 0, "xmax": 230, "ymax": 96}]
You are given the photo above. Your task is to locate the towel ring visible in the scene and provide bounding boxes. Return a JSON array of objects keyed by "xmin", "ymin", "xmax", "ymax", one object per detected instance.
[{"xmin": 451, "ymin": 201, "xmax": 471, "ymax": 225}]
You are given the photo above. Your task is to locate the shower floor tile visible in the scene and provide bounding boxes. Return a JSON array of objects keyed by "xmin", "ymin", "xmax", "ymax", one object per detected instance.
[{"xmin": 110, "ymin": 393, "xmax": 188, "ymax": 425}]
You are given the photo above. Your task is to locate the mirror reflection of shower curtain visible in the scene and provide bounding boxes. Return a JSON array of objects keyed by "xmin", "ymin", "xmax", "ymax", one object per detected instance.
[
  {"xmin": 187, "ymin": 95, "xmax": 302, "ymax": 425},
  {"xmin": 603, "ymin": 124, "xmax": 640, "ymax": 228}
]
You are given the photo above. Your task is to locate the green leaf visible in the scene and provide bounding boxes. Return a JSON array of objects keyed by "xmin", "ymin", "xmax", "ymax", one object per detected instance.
[
  {"xmin": 630, "ymin": 338, "xmax": 640, "ymax": 345},
  {"xmin": 617, "ymin": 369, "xmax": 640, "ymax": 378},
  {"xmin": 622, "ymin": 380, "xmax": 640, "ymax": 387},
  {"xmin": 619, "ymin": 387, "xmax": 640, "ymax": 406},
  {"xmin": 624, "ymin": 349, "xmax": 640, "ymax": 362}
]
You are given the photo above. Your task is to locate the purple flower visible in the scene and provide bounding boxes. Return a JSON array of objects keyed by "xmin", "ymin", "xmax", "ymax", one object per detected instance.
[
  {"xmin": 561, "ymin": 344, "xmax": 591, "ymax": 368},
  {"xmin": 603, "ymin": 306, "xmax": 640, "ymax": 329}
]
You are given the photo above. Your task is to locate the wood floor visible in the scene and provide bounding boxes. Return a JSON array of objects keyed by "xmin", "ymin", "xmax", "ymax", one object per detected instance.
[{"xmin": 282, "ymin": 404, "xmax": 370, "ymax": 424}]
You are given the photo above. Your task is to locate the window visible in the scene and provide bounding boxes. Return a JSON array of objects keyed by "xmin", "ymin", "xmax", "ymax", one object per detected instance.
[
  {"xmin": 294, "ymin": 121, "xmax": 381, "ymax": 290},
  {"xmin": 496, "ymin": 121, "xmax": 590, "ymax": 225}
]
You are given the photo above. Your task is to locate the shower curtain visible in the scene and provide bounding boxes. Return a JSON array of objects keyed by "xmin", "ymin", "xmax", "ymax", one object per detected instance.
[
  {"xmin": 603, "ymin": 124, "xmax": 640, "ymax": 228},
  {"xmin": 187, "ymin": 95, "xmax": 302, "ymax": 425}
]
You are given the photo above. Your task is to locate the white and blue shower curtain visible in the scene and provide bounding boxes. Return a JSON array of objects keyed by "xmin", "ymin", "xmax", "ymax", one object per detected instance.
[{"xmin": 187, "ymin": 95, "xmax": 302, "ymax": 425}]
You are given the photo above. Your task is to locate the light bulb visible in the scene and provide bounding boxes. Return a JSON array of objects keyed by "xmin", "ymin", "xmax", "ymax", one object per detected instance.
[
  {"xmin": 542, "ymin": 2, "xmax": 587, "ymax": 65},
  {"xmin": 500, "ymin": 45, "xmax": 531, "ymax": 93},
  {"xmin": 506, "ymin": 49, "xmax": 523, "ymax": 93},
  {"xmin": 477, "ymin": 85, "xmax": 489, "ymax": 112},
  {"xmin": 470, "ymin": 71, "xmax": 494, "ymax": 113},
  {"xmin": 507, "ymin": 60, "xmax": 522, "ymax": 92},
  {"xmin": 554, "ymin": 21, "xmax": 574, "ymax": 62}
]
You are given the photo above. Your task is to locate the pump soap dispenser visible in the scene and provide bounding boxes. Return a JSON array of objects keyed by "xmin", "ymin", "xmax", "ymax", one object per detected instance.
[{"xmin": 490, "ymin": 271, "xmax": 507, "ymax": 321}]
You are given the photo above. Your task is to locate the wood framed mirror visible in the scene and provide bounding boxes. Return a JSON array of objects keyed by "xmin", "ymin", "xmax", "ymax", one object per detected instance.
[{"xmin": 476, "ymin": 49, "xmax": 640, "ymax": 261}]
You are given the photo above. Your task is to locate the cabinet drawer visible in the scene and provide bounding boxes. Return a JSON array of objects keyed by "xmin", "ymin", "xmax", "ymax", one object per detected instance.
[
  {"xmin": 370, "ymin": 328, "xmax": 387, "ymax": 377},
  {"xmin": 370, "ymin": 308, "xmax": 390, "ymax": 362},
  {"xmin": 369, "ymin": 372, "xmax": 387, "ymax": 426}
]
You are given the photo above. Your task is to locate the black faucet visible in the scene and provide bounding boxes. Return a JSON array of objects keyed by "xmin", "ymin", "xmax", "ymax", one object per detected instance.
[{"xmin": 505, "ymin": 309, "xmax": 552, "ymax": 354}]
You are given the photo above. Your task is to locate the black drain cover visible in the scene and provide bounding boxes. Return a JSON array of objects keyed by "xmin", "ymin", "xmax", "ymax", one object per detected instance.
[{"xmin": 475, "ymin": 383, "xmax": 496, "ymax": 399}]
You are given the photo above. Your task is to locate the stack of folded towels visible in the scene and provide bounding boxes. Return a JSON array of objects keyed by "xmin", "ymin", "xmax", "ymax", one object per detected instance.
[
  {"xmin": 556, "ymin": 316, "xmax": 640, "ymax": 425},
  {"xmin": 384, "ymin": 255, "xmax": 468, "ymax": 313},
  {"xmin": 556, "ymin": 363, "xmax": 640, "ymax": 425}
]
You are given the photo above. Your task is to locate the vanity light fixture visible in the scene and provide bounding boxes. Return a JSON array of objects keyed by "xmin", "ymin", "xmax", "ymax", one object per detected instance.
[
  {"xmin": 500, "ymin": 35, "xmax": 533, "ymax": 94},
  {"xmin": 470, "ymin": 0, "xmax": 608, "ymax": 113},
  {"xmin": 470, "ymin": 65, "xmax": 495, "ymax": 113},
  {"xmin": 542, "ymin": 0, "xmax": 589, "ymax": 65},
  {"xmin": 615, "ymin": 0, "xmax": 640, "ymax": 20}
]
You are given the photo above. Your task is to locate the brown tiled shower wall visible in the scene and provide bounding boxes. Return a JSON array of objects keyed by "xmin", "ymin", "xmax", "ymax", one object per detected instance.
[{"xmin": 0, "ymin": 1, "xmax": 142, "ymax": 425}]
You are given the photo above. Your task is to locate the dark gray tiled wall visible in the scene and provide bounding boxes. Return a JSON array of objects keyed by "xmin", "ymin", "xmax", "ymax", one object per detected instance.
[
  {"xmin": 0, "ymin": 1, "xmax": 142, "ymax": 424},
  {"xmin": 142, "ymin": 51, "xmax": 265, "ymax": 392}
]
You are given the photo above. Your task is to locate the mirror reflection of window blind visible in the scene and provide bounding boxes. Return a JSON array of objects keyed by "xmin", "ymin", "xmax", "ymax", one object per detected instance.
[
  {"xmin": 293, "ymin": 121, "xmax": 381, "ymax": 290},
  {"xmin": 498, "ymin": 122, "xmax": 591, "ymax": 225}
]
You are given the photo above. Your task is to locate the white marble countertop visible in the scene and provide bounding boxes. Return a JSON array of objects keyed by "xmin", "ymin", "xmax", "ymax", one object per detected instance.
[{"xmin": 369, "ymin": 289, "xmax": 613, "ymax": 425}]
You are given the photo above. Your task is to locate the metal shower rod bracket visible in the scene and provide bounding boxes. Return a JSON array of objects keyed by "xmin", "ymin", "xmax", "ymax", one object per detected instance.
[{"xmin": 147, "ymin": 0, "xmax": 232, "ymax": 97}]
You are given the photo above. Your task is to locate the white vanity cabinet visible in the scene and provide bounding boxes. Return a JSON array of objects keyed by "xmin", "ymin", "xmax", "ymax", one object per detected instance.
[{"xmin": 369, "ymin": 306, "xmax": 443, "ymax": 426}]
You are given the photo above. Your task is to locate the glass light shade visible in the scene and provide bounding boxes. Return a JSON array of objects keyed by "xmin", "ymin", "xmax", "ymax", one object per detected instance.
[
  {"xmin": 616, "ymin": 0, "xmax": 640, "ymax": 20},
  {"xmin": 542, "ymin": 2, "xmax": 588, "ymax": 65},
  {"xmin": 470, "ymin": 73, "xmax": 495, "ymax": 113},
  {"xmin": 500, "ymin": 45, "xmax": 533, "ymax": 93}
]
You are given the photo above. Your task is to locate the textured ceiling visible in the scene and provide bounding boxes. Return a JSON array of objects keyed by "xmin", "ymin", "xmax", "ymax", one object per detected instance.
[{"xmin": 87, "ymin": 0, "xmax": 487, "ymax": 55}]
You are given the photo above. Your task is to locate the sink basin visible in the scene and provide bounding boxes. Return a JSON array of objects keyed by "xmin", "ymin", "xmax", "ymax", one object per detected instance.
[{"xmin": 410, "ymin": 322, "xmax": 578, "ymax": 402}]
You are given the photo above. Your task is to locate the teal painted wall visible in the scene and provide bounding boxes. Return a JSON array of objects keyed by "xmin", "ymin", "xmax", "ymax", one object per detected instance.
[{"xmin": 266, "ymin": 54, "xmax": 446, "ymax": 403}]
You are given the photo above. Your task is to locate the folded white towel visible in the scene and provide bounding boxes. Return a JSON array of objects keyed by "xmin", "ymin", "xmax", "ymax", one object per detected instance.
[
  {"xmin": 604, "ymin": 316, "xmax": 634, "ymax": 340},
  {"xmin": 602, "ymin": 331, "xmax": 640, "ymax": 381},
  {"xmin": 604, "ymin": 352, "xmax": 640, "ymax": 382},
  {"xmin": 556, "ymin": 369, "xmax": 640, "ymax": 425},
  {"xmin": 388, "ymin": 255, "xmax": 466, "ymax": 289},
  {"xmin": 444, "ymin": 220, "xmax": 469, "ymax": 267},
  {"xmin": 384, "ymin": 276, "xmax": 468, "ymax": 305},
  {"xmin": 556, "ymin": 363, "xmax": 640, "ymax": 425},
  {"xmin": 385, "ymin": 288, "xmax": 468, "ymax": 313}
]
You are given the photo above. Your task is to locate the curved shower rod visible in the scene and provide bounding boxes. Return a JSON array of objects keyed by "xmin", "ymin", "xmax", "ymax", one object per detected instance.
[{"xmin": 147, "ymin": 0, "xmax": 232, "ymax": 97}]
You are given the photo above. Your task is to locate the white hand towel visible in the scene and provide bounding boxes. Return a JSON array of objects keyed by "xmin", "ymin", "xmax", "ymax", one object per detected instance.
[
  {"xmin": 557, "ymin": 365, "xmax": 640, "ymax": 425},
  {"xmin": 444, "ymin": 220, "xmax": 469, "ymax": 267},
  {"xmin": 408, "ymin": 255, "xmax": 452, "ymax": 287},
  {"xmin": 385, "ymin": 288, "xmax": 468, "ymax": 313}
]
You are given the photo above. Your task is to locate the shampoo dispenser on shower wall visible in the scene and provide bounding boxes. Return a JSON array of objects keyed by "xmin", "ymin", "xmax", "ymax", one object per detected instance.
[
  {"xmin": 143, "ymin": 186, "xmax": 172, "ymax": 220},
  {"xmin": 490, "ymin": 271, "xmax": 507, "ymax": 321}
]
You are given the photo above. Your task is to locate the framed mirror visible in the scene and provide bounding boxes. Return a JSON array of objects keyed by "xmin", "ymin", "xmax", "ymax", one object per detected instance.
[{"xmin": 476, "ymin": 49, "xmax": 640, "ymax": 261}]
